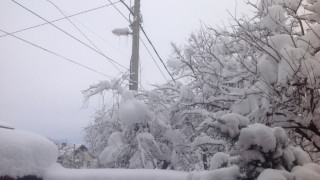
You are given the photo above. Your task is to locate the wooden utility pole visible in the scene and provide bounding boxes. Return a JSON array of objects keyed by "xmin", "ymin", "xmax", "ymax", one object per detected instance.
[{"xmin": 129, "ymin": 0, "xmax": 141, "ymax": 90}]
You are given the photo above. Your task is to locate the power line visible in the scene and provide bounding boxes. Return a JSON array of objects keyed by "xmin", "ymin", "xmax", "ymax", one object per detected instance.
[
  {"xmin": 119, "ymin": 0, "xmax": 176, "ymax": 83},
  {"xmin": 0, "ymin": 29, "xmax": 111, "ymax": 78},
  {"xmin": 140, "ymin": 38, "xmax": 168, "ymax": 81},
  {"xmin": 63, "ymin": 12, "xmax": 130, "ymax": 59},
  {"xmin": 11, "ymin": 0, "xmax": 128, "ymax": 72},
  {"xmin": 46, "ymin": 0, "xmax": 103, "ymax": 55},
  {"xmin": 108, "ymin": 0, "xmax": 131, "ymax": 24},
  {"xmin": 0, "ymin": 0, "xmax": 130, "ymax": 59},
  {"xmin": 139, "ymin": 26, "xmax": 176, "ymax": 83},
  {"xmin": 0, "ymin": 1, "xmax": 121, "ymax": 38},
  {"xmin": 46, "ymin": 0, "xmax": 130, "ymax": 66}
]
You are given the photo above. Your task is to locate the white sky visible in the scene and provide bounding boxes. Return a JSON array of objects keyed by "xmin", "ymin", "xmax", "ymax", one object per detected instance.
[{"xmin": 0, "ymin": 0, "xmax": 248, "ymax": 143}]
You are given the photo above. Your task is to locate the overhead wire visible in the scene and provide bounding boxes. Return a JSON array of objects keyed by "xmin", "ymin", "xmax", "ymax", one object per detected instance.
[
  {"xmin": 108, "ymin": 0, "xmax": 131, "ymax": 24},
  {"xmin": 0, "ymin": 29, "xmax": 111, "ymax": 78},
  {"xmin": 11, "ymin": 0, "xmax": 128, "ymax": 72},
  {"xmin": 139, "ymin": 27, "xmax": 176, "ymax": 83},
  {"xmin": 1, "ymin": 0, "xmax": 130, "ymax": 59},
  {"xmin": 46, "ymin": 0, "xmax": 103, "ymax": 54},
  {"xmin": 46, "ymin": 0, "xmax": 130, "ymax": 62},
  {"xmin": 119, "ymin": 0, "xmax": 176, "ymax": 83},
  {"xmin": 62, "ymin": 13, "xmax": 130, "ymax": 59},
  {"xmin": 0, "ymin": 1, "xmax": 121, "ymax": 38},
  {"xmin": 140, "ymin": 38, "xmax": 168, "ymax": 81}
]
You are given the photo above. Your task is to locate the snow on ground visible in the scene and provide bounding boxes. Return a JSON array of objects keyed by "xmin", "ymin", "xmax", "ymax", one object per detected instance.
[
  {"xmin": 44, "ymin": 163, "xmax": 241, "ymax": 180},
  {"xmin": 0, "ymin": 124, "xmax": 58, "ymax": 178},
  {"xmin": 44, "ymin": 163, "xmax": 188, "ymax": 180}
]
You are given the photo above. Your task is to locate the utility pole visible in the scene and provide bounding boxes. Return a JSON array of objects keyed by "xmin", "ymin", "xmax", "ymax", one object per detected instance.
[{"xmin": 129, "ymin": 0, "xmax": 141, "ymax": 90}]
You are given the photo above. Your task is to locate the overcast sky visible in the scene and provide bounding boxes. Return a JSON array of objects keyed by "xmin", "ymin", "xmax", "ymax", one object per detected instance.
[{"xmin": 0, "ymin": 0, "xmax": 248, "ymax": 143}]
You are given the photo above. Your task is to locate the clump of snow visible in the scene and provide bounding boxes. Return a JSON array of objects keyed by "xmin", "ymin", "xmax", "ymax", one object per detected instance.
[
  {"xmin": 118, "ymin": 98, "xmax": 151, "ymax": 128},
  {"xmin": 257, "ymin": 55, "xmax": 279, "ymax": 84},
  {"xmin": 259, "ymin": 0, "xmax": 300, "ymax": 12},
  {"xmin": 99, "ymin": 132, "xmax": 124, "ymax": 166},
  {"xmin": 290, "ymin": 146, "xmax": 312, "ymax": 166},
  {"xmin": 257, "ymin": 163, "xmax": 320, "ymax": 180},
  {"xmin": 107, "ymin": 131, "xmax": 123, "ymax": 147},
  {"xmin": 209, "ymin": 152, "xmax": 230, "ymax": 170},
  {"xmin": 241, "ymin": 149, "xmax": 266, "ymax": 163},
  {"xmin": 260, "ymin": 5, "xmax": 286, "ymax": 31},
  {"xmin": 302, "ymin": 1, "xmax": 320, "ymax": 23},
  {"xmin": 213, "ymin": 113, "xmax": 250, "ymax": 137},
  {"xmin": 257, "ymin": 169, "xmax": 294, "ymax": 180},
  {"xmin": 277, "ymin": 47, "xmax": 305, "ymax": 85},
  {"xmin": 179, "ymin": 85, "xmax": 194, "ymax": 102},
  {"xmin": 112, "ymin": 27, "xmax": 131, "ymax": 36},
  {"xmin": 263, "ymin": 34, "xmax": 295, "ymax": 62},
  {"xmin": 297, "ymin": 24, "xmax": 320, "ymax": 53},
  {"xmin": 277, "ymin": 45, "xmax": 320, "ymax": 86},
  {"xmin": 238, "ymin": 123, "xmax": 276, "ymax": 153},
  {"xmin": 273, "ymin": 127, "xmax": 289, "ymax": 148},
  {"xmin": 83, "ymin": 79, "xmax": 123, "ymax": 98},
  {"xmin": 292, "ymin": 163, "xmax": 320, "ymax": 180},
  {"xmin": 134, "ymin": 132, "xmax": 162, "ymax": 168},
  {"xmin": 0, "ymin": 128, "xmax": 58, "ymax": 178},
  {"xmin": 167, "ymin": 59, "xmax": 181, "ymax": 75},
  {"xmin": 184, "ymin": 47, "xmax": 194, "ymax": 60}
]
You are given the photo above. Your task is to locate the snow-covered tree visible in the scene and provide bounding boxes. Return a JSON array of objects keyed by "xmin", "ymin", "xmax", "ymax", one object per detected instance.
[
  {"xmin": 168, "ymin": 0, "xmax": 320, "ymax": 161},
  {"xmin": 223, "ymin": 0, "xmax": 320, "ymax": 159},
  {"xmin": 83, "ymin": 0, "xmax": 320, "ymax": 178},
  {"xmin": 83, "ymin": 78, "xmax": 186, "ymax": 169}
]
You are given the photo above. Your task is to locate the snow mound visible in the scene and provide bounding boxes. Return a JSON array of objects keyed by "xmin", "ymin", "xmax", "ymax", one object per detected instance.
[{"xmin": 0, "ymin": 128, "xmax": 58, "ymax": 178}]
